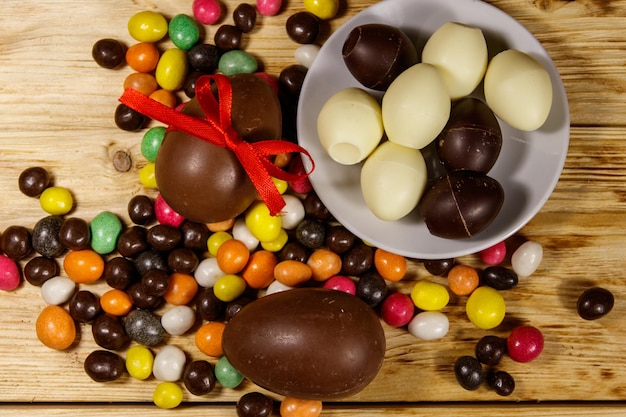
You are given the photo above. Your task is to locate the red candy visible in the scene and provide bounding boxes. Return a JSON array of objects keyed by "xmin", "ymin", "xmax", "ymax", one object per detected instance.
[
  {"xmin": 380, "ymin": 292, "xmax": 415, "ymax": 327},
  {"xmin": 288, "ymin": 155, "xmax": 313, "ymax": 194},
  {"xmin": 154, "ymin": 194, "xmax": 185, "ymax": 227},
  {"xmin": 479, "ymin": 241, "xmax": 506, "ymax": 266},
  {"xmin": 322, "ymin": 275, "xmax": 356, "ymax": 295},
  {"xmin": 507, "ymin": 325, "xmax": 544, "ymax": 363},
  {"xmin": 0, "ymin": 254, "xmax": 20, "ymax": 291},
  {"xmin": 192, "ymin": 0, "xmax": 223, "ymax": 25}
]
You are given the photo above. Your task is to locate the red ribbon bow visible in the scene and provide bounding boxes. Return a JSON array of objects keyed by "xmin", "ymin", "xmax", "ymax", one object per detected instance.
[{"xmin": 119, "ymin": 74, "xmax": 314, "ymax": 216}]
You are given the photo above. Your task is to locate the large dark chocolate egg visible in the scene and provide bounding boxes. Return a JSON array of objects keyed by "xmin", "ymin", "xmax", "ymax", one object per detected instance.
[
  {"xmin": 342, "ymin": 23, "xmax": 418, "ymax": 91},
  {"xmin": 222, "ymin": 288, "xmax": 386, "ymax": 400},
  {"xmin": 437, "ymin": 97, "xmax": 502, "ymax": 173},
  {"xmin": 420, "ymin": 171, "xmax": 504, "ymax": 239},
  {"xmin": 155, "ymin": 74, "xmax": 282, "ymax": 223}
]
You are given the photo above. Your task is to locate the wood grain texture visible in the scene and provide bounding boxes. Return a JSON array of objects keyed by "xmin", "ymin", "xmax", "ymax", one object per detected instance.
[{"xmin": 1, "ymin": 0, "xmax": 626, "ymax": 414}]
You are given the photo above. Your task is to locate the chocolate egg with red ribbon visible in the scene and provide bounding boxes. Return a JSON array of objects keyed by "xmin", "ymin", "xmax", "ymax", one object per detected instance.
[{"xmin": 154, "ymin": 73, "xmax": 282, "ymax": 223}]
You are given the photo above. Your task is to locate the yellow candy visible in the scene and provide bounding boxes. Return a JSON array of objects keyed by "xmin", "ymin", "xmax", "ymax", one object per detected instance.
[
  {"xmin": 128, "ymin": 11, "xmax": 168, "ymax": 43},
  {"xmin": 155, "ymin": 48, "xmax": 189, "ymax": 91},
  {"xmin": 213, "ymin": 274, "xmax": 247, "ymax": 302},
  {"xmin": 466, "ymin": 286, "xmax": 506, "ymax": 330},
  {"xmin": 271, "ymin": 177, "xmax": 288, "ymax": 194},
  {"xmin": 261, "ymin": 228, "xmax": 289, "ymax": 252},
  {"xmin": 126, "ymin": 345, "xmax": 154, "ymax": 380},
  {"xmin": 39, "ymin": 186, "xmax": 73, "ymax": 215},
  {"xmin": 245, "ymin": 201, "xmax": 282, "ymax": 242},
  {"xmin": 207, "ymin": 231, "xmax": 233, "ymax": 257},
  {"xmin": 410, "ymin": 280, "xmax": 450, "ymax": 311},
  {"xmin": 304, "ymin": 0, "xmax": 339, "ymax": 20},
  {"xmin": 153, "ymin": 381, "xmax": 183, "ymax": 409},
  {"xmin": 139, "ymin": 163, "xmax": 157, "ymax": 188}
]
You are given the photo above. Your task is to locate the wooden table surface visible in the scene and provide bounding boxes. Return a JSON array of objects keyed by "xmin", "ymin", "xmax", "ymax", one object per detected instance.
[{"xmin": 1, "ymin": 0, "xmax": 626, "ymax": 415}]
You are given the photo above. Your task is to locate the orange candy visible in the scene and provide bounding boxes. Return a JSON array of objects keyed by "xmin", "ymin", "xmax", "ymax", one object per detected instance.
[
  {"xmin": 273, "ymin": 259, "xmax": 312, "ymax": 287},
  {"xmin": 216, "ymin": 238, "xmax": 250, "ymax": 274},
  {"xmin": 126, "ymin": 42, "xmax": 160, "ymax": 73},
  {"xmin": 280, "ymin": 397, "xmax": 323, "ymax": 417},
  {"xmin": 306, "ymin": 248, "xmax": 341, "ymax": 281},
  {"xmin": 35, "ymin": 305, "xmax": 76, "ymax": 350},
  {"xmin": 163, "ymin": 273, "xmax": 199, "ymax": 305},
  {"xmin": 242, "ymin": 250, "xmax": 278, "ymax": 289},
  {"xmin": 63, "ymin": 249, "xmax": 105, "ymax": 284},
  {"xmin": 195, "ymin": 321, "xmax": 226, "ymax": 357},
  {"xmin": 100, "ymin": 288, "xmax": 134, "ymax": 316},
  {"xmin": 374, "ymin": 248, "xmax": 407, "ymax": 282},
  {"xmin": 447, "ymin": 264, "xmax": 480, "ymax": 296},
  {"xmin": 123, "ymin": 72, "xmax": 158, "ymax": 95},
  {"xmin": 207, "ymin": 217, "xmax": 236, "ymax": 232},
  {"xmin": 149, "ymin": 89, "xmax": 177, "ymax": 108}
]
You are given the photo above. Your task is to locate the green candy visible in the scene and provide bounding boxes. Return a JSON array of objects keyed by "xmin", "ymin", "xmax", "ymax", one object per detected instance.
[
  {"xmin": 214, "ymin": 356, "xmax": 244, "ymax": 388},
  {"xmin": 141, "ymin": 126, "xmax": 166, "ymax": 163},
  {"xmin": 168, "ymin": 14, "xmax": 200, "ymax": 50},
  {"xmin": 218, "ymin": 50, "xmax": 258, "ymax": 76},
  {"xmin": 90, "ymin": 211, "xmax": 123, "ymax": 255}
]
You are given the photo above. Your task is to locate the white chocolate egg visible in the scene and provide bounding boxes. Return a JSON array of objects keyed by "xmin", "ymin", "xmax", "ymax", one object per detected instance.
[
  {"xmin": 484, "ymin": 49, "xmax": 553, "ymax": 131},
  {"xmin": 422, "ymin": 22, "xmax": 488, "ymax": 100},
  {"xmin": 317, "ymin": 87, "xmax": 384, "ymax": 165},
  {"xmin": 382, "ymin": 63, "xmax": 451, "ymax": 149},
  {"xmin": 360, "ymin": 141, "xmax": 428, "ymax": 221}
]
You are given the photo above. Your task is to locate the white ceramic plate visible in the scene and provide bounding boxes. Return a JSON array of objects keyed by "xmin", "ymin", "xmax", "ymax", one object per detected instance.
[{"xmin": 297, "ymin": 0, "xmax": 569, "ymax": 259}]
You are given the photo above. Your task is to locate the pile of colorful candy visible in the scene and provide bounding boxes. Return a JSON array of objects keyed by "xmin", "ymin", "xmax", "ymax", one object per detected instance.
[{"xmin": 0, "ymin": 1, "xmax": 616, "ymax": 416}]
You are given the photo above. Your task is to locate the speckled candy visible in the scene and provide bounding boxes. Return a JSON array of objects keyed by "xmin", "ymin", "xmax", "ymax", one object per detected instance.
[
  {"xmin": 218, "ymin": 50, "xmax": 258, "ymax": 75},
  {"xmin": 90, "ymin": 211, "xmax": 123, "ymax": 255},
  {"xmin": 0, "ymin": 255, "xmax": 20, "ymax": 291},
  {"xmin": 32, "ymin": 215, "xmax": 65, "ymax": 258},
  {"xmin": 141, "ymin": 126, "xmax": 166, "ymax": 162},
  {"xmin": 124, "ymin": 309, "xmax": 165, "ymax": 346},
  {"xmin": 256, "ymin": 0, "xmax": 282, "ymax": 16},
  {"xmin": 154, "ymin": 194, "xmax": 185, "ymax": 227},
  {"xmin": 169, "ymin": 14, "xmax": 200, "ymax": 50}
]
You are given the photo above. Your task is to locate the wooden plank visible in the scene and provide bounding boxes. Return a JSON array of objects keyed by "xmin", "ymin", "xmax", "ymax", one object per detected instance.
[{"xmin": 1, "ymin": 0, "xmax": 626, "ymax": 413}]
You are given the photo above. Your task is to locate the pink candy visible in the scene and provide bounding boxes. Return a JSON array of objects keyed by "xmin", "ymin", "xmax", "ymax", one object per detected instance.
[
  {"xmin": 479, "ymin": 240, "xmax": 506, "ymax": 265},
  {"xmin": 193, "ymin": 0, "xmax": 223, "ymax": 25},
  {"xmin": 323, "ymin": 275, "xmax": 356, "ymax": 295},
  {"xmin": 380, "ymin": 292, "xmax": 415, "ymax": 327},
  {"xmin": 0, "ymin": 254, "xmax": 20, "ymax": 291},
  {"xmin": 287, "ymin": 155, "xmax": 313, "ymax": 194},
  {"xmin": 256, "ymin": 0, "xmax": 282, "ymax": 16},
  {"xmin": 155, "ymin": 194, "xmax": 185, "ymax": 227}
]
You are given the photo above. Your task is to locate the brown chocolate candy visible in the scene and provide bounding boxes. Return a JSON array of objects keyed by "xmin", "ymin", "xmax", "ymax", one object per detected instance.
[
  {"xmin": 420, "ymin": 171, "xmax": 504, "ymax": 239},
  {"xmin": 155, "ymin": 73, "xmax": 282, "ymax": 223},
  {"xmin": 437, "ymin": 97, "xmax": 502, "ymax": 174},
  {"xmin": 222, "ymin": 288, "xmax": 385, "ymax": 400},
  {"xmin": 342, "ymin": 23, "xmax": 418, "ymax": 91}
]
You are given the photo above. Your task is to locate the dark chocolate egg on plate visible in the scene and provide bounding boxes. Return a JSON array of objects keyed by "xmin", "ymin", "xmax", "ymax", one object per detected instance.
[
  {"xmin": 222, "ymin": 288, "xmax": 386, "ymax": 400},
  {"xmin": 437, "ymin": 97, "xmax": 502, "ymax": 173},
  {"xmin": 155, "ymin": 73, "xmax": 282, "ymax": 223},
  {"xmin": 420, "ymin": 170, "xmax": 504, "ymax": 239},
  {"xmin": 342, "ymin": 23, "xmax": 418, "ymax": 91}
]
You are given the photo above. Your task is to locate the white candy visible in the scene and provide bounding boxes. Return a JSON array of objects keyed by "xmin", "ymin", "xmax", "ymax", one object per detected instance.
[
  {"xmin": 153, "ymin": 345, "xmax": 186, "ymax": 382},
  {"xmin": 264, "ymin": 280, "xmax": 294, "ymax": 296},
  {"xmin": 161, "ymin": 305, "xmax": 196, "ymax": 336},
  {"xmin": 422, "ymin": 21, "xmax": 488, "ymax": 100},
  {"xmin": 317, "ymin": 87, "xmax": 384, "ymax": 165},
  {"xmin": 484, "ymin": 49, "xmax": 553, "ymax": 131},
  {"xmin": 360, "ymin": 141, "xmax": 428, "ymax": 221},
  {"xmin": 232, "ymin": 218, "xmax": 260, "ymax": 251},
  {"xmin": 408, "ymin": 311, "xmax": 449, "ymax": 341},
  {"xmin": 511, "ymin": 240, "xmax": 543, "ymax": 277},
  {"xmin": 382, "ymin": 63, "xmax": 450, "ymax": 149},
  {"xmin": 279, "ymin": 194, "xmax": 305, "ymax": 230},
  {"xmin": 41, "ymin": 275, "xmax": 76, "ymax": 305},
  {"xmin": 194, "ymin": 257, "xmax": 225, "ymax": 288},
  {"xmin": 295, "ymin": 43, "xmax": 320, "ymax": 68}
]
